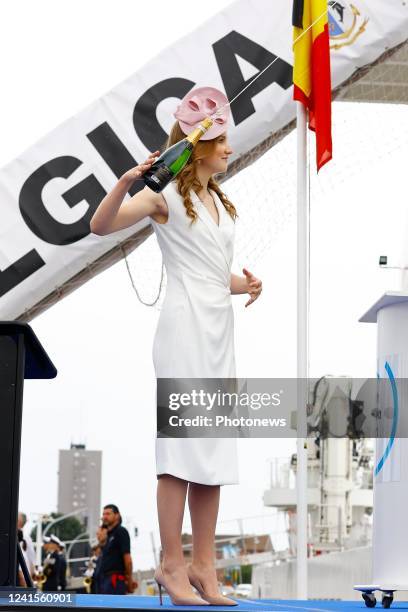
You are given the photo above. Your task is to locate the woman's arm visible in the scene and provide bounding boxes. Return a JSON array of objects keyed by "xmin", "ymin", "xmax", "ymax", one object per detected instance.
[
  {"xmin": 90, "ymin": 150, "xmax": 161, "ymax": 235},
  {"xmin": 230, "ymin": 268, "xmax": 263, "ymax": 307},
  {"xmin": 230, "ymin": 272, "xmax": 247, "ymax": 295}
]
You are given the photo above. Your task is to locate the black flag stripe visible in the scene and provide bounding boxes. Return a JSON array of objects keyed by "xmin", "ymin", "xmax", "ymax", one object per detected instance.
[{"xmin": 292, "ymin": 0, "xmax": 304, "ymax": 28}]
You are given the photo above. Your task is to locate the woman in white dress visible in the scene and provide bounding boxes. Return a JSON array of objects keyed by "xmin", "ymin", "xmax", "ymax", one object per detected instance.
[{"xmin": 90, "ymin": 86, "xmax": 262, "ymax": 606}]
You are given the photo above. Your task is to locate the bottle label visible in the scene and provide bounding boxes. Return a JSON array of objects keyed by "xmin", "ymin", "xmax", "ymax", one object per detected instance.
[{"xmin": 151, "ymin": 164, "xmax": 173, "ymax": 185}]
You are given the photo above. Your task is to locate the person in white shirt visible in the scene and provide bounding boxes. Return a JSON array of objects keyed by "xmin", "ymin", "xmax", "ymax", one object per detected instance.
[{"xmin": 18, "ymin": 512, "xmax": 36, "ymax": 579}]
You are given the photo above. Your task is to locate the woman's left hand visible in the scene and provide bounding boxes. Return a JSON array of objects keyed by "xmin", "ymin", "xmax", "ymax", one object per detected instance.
[{"xmin": 243, "ymin": 268, "xmax": 262, "ymax": 307}]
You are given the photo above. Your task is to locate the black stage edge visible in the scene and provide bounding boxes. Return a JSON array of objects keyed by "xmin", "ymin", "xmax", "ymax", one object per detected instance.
[{"xmin": 0, "ymin": 321, "xmax": 57, "ymax": 590}]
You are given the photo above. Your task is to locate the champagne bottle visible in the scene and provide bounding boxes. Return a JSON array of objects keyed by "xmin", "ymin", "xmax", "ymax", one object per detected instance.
[{"xmin": 143, "ymin": 117, "xmax": 213, "ymax": 193}]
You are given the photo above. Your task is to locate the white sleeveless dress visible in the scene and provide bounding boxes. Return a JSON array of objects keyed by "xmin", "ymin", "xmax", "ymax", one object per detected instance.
[{"xmin": 150, "ymin": 180, "xmax": 239, "ymax": 485}]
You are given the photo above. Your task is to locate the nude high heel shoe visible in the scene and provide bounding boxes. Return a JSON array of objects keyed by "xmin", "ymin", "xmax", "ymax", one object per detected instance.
[
  {"xmin": 186, "ymin": 563, "xmax": 238, "ymax": 606},
  {"xmin": 154, "ymin": 563, "xmax": 210, "ymax": 606}
]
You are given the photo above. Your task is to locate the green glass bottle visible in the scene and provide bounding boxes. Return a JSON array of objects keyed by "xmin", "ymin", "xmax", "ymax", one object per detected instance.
[{"xmin": 143, "ymin": 117, "xmax": 213, "ymax": 193}]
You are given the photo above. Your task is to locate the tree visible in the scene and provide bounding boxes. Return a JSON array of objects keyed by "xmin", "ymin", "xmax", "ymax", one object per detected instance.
[{"xmin": 241, "ymin": 564, "xmax": 252, "ymax": 584}]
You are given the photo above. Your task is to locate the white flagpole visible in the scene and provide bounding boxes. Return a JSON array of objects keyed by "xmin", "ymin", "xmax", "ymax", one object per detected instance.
[{"xmin": 296, "ymin": 99, "xmax": 309, "ymax": 599}]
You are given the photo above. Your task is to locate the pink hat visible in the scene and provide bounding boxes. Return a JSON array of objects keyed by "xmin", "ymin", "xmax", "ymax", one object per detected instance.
[{"xmin": 173, "ymin": 86, "xmax": 230, "ymax": 140}]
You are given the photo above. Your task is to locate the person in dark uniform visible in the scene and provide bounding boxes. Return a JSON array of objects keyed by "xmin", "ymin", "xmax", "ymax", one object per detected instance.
[
  {"xmin": 99, "ymin": 504, "xmax": 135, "ymax": 595},
  {"xmin": 42, "ymin": 535, "xmax": 62, "ymax": 591},
  {"xmin": 57, "ymin": 541, "xmax": 67, "ymax": 591},
  {"xmin": 91, "ymin": 526, "xmax": 107, "ymax": 594}
]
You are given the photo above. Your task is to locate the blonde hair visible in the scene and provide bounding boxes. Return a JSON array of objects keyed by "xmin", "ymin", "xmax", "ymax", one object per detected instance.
[{"xmin": 162, "ymin": 121, "xmax": 238, "ymax": 225}]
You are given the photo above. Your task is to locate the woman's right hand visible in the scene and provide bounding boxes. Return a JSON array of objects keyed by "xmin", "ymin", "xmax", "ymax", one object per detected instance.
[{"xmin": 121, "ymin": 150, "xmax": 161, "ymax": 185}]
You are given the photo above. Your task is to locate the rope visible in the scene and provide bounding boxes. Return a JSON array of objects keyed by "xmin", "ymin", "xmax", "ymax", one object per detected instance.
[{"xmin": 120, "ymin": 244, "xmax": 165, "ymax": 307}]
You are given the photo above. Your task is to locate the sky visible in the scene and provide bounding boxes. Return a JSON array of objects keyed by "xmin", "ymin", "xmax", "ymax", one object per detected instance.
[{"xmin": 1, "ymin": 0, "xmax": 408, "ymax": 571}]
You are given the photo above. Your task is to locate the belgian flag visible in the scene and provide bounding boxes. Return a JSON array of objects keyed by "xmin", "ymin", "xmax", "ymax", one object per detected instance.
[{"xmin": 292, "ymin": 0, "xmax": 332, "ymax": 172}]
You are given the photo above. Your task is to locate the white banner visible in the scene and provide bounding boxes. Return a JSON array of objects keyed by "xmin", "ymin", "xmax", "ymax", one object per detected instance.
[{"xmin": 1, "ymin": 0, "xmax": 407, "ymax": 319}]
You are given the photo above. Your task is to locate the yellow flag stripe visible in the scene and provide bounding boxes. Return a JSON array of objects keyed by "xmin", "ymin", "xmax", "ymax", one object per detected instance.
[{"xmin": 293, "ymin": 0, "xmax": 328, "ymax": 99}]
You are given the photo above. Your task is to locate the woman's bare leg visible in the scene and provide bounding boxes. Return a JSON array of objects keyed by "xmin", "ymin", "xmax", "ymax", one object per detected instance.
[
  {"xmin": 156, "ymin": 474, "xmax": 203, "ymax": 597},
  {"xmin": 187, "ymin": 482, "xmax": 221, "ymax": 594},
  {"xmin": 157, "ymin": 474, "xmax": 188, "ymax": 566}
]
